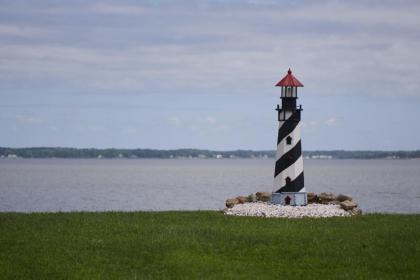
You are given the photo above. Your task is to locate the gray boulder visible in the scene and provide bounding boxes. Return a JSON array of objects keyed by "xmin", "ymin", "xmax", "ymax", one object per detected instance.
[
  {"xmin": 236, "ymin": 196, "xmax": 248, "ymax": 204},
  {"xmin": 226, "ymin": 198, "xmax": 239, "ymax": 208},
  {"xmin": 340, "ymin": 200, "xmax": 357, "ymax": 210},
  {"xmin": 247, "ymin": 193, "xmax": 257, "ymax": 203},
  {"xmin": 319, "ymin": 192, "xmax": 336, "ymax": 204},
  {"xmin": 307, "ymin": 192, "xmax": 318, "ymax": 203},
  {"xmin": 337, "ymin": 194, "xmax": 353, "ymax": 202},
  {"xmin": 256, "ymin": 192, "xmax": 272, "ymax": 202},
  {"xmin": 349, "ymin": 207, "xmax": 363, "ymax": 215}
]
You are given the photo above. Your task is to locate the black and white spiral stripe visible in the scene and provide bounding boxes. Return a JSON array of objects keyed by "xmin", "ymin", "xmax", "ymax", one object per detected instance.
[{"xmin": 274, "ymin": 110, "xmax": 305, "ymax": 193}]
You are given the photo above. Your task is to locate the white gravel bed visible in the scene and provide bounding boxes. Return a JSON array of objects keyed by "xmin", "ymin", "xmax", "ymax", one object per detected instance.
[{"xmin": 224, "ymin": 202, "xmax": 350, "ymax": 218}]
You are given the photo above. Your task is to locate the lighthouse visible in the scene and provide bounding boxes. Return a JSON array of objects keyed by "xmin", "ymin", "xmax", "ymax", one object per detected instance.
[{"xmin": 271, "ymin": 69, "xmax": 307, "ymax": 206}]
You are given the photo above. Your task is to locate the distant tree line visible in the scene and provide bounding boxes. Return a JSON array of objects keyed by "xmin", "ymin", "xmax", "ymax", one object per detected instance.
[
  {"xmin": 0, "ymin": 147, "xmax": 274, "ymax": 159},
  {"xmin": 304, "ymin": 150, "xmax": 420, "ymax": 159},
  {"xmin": 1, "ymin": 147, "xmax": 420, "ymax": 159}
]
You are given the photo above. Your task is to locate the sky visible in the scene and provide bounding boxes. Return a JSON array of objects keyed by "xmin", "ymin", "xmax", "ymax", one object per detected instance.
[{"xmin": 1, "ymin": 0, "xmax": 420, "ymax": 150}]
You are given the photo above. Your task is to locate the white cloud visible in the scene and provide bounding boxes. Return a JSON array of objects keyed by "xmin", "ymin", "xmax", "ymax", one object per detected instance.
[
  {"xmin": 198, "ymin": 117, "xmax": 228, "ymax": 133},
  {"xmin": 0, "ymin": 1, "xmax": 420, "ymax": 97},
  {"xmin": 88, "ymin": 3, "xmax": 149, "ymax": 15},
  {"xmin": 122, "ymin": 127, "xmax": 138, "ymax": 134},
  {"xmin": 85, "ymin": 125, "xmax": 104, "ymax": 132},
  {"xmin": 0, "ymin": 24, "xmax": 47, "ymax": 37},
  {"xmin": 166, "ymin": 115, "xmax": 228, "ymax": 135},
  {"xmin": 325, "ymin": 117, "xmax": 337, "ymax": 126},
  {"xmin": 309, "ymin": 121, "xmax": 319, "ymax": 127},
  {"xmin": 204, "ymin": 117, "xmax": 217, "ymax": 124},
  {"xmin": 15, "ymin": 114, "xmax": 42, "ymax": 124},
  {"xmin": 48, "ymin": 125, "xmax": 58, "ymax": 132},
  {"xmin": 275, "ymin": 1, "xmax": 420, "ymax": 29},
  {"xmin": 167, "ymin": 116, "xmax": 182, "ymax": 126},
  {"xmin": 302, "ymin": 117, "xmax": 338, "ymax": 128}
]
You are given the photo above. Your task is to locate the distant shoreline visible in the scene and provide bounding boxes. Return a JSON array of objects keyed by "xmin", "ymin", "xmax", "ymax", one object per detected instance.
[{"xmin": 1, "ymin": 147, "xmax": 420, "ymax": 160}]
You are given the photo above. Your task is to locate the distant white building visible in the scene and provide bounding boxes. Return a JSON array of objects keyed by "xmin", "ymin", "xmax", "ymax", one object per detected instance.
[
  {"xmin": 311, "ymin": 155, "xmax": 333, "ymax": 159},
  {"xmin": 215, "ymin": 154, "xmax": 223, "ymax": 159}
]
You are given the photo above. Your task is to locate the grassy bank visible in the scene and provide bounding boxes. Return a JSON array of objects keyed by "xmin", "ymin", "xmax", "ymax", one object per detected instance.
[{"xmin": 1, "ymin": 212, "xmax": 419, "ymax": 279}]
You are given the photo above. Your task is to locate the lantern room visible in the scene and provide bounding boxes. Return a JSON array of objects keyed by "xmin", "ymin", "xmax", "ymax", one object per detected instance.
[
  {"xmin": 276, "ymin": 68, "xmax": 303, "ymax": 97},
  {"xmin": 275, "ymin": 69, "xmax": 304, "ymax": 121}
]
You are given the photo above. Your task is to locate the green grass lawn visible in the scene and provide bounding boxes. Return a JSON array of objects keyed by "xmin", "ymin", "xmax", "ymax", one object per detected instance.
[{"xmin": 1, "ymin": 212, "xmax": 419, "ymax": 279}]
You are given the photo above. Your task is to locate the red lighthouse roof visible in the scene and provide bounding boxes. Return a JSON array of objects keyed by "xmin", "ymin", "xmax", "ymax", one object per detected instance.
[{"xmin": 275, "ymin": 69, "xmax": 304, "ymax": 87}]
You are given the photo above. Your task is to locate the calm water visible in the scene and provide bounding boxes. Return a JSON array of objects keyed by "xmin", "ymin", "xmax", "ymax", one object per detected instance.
[{"xmin": 0, "ymin": 158, "xmax": 419, "ymax": 213}]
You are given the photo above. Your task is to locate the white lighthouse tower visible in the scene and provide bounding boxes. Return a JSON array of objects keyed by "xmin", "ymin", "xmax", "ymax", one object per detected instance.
[{"xmin": 271, "ymin": 69, "xmax": 307, "ymax": 206}]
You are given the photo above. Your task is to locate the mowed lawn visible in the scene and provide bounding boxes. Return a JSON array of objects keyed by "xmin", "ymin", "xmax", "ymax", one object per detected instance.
[{"xmin": 0, "ymin": 212, "xmax": 419, "ymax": 279}]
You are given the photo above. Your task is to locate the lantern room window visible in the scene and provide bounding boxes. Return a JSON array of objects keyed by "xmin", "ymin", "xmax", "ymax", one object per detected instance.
[{"xmin": 281, "ymin": 86, "xmax": 297, "ymax": 98}]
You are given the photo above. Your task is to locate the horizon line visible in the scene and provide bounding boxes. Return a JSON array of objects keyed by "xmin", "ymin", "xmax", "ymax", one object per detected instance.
[{"xmin": 1, "ymin": 146, "xmax": 420, "ymax": 152}]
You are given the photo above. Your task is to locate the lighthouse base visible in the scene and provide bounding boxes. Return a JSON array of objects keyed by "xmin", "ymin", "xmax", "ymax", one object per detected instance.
[{"xmin": 272, "ymin": 192, "xmax": 307, "ymax": 206}]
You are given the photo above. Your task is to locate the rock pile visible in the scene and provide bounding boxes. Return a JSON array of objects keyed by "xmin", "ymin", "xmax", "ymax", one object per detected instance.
[
  {"xmin": 225, "ymin": 191, "xmax": 271, "ymax": 208},
  {"xmin": 308, "ymin": 192, "xmax": 362, "ymax": 215},
  {"xmin": 225, "ymin": 191, "xmax": 362, "ymax": 217}
]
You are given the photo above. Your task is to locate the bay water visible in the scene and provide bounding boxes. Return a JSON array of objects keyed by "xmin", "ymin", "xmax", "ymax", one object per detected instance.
[{"xmin": 0, "ymin": 158, "xmax": 419, "ymax": 213}]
